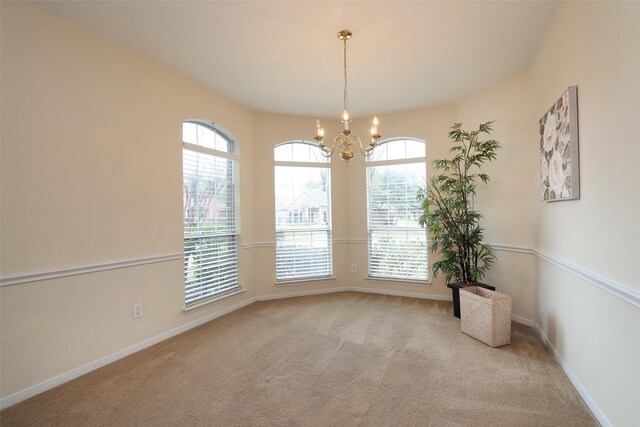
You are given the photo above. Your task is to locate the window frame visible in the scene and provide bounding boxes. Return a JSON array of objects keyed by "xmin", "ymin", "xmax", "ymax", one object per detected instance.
[
  {"xmin": 182, "ymin": 120, "xmax": 241, "ymax": 309},
  {"xmin": 365, "ymin": 137, "xmax": 429, "ymax": 283},
  {"xmin": 273, "ymin": 140, "xmax": 333, "ymax": 283}
]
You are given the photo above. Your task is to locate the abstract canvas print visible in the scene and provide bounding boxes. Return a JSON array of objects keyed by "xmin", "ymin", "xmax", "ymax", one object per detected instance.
[{"xmin": 540, "ymin": 86, "xmax": 580, "ymax": 201}]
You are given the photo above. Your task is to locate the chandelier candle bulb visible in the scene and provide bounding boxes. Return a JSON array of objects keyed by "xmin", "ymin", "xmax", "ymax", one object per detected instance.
[
  {"xmin": 314, "ymin": 119, "xmax": 325, "ymax": 143},
  {"xmin": 315, "ymin": 120, "xmax": 325, "ymax": 137}
]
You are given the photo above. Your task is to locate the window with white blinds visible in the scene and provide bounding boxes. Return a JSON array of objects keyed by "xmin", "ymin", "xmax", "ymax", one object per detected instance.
[
  {"xmin": 366, "ymin": 138, "xmax": 428, "ymax": 281},
  {"xmin": 182, "ymin": 121, "xmax": 240, "ymax": 307},
  {"xmin": 274, "ymin": 141, "xmax": 332, "ymax": 281}
]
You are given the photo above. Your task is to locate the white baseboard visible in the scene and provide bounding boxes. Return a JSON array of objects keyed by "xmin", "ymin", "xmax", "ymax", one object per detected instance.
[
  {"xmin": 0, "ymin": 296, "xmax": 256, "ymax": 411},
  {"xmin": 349, "ymin": 286, "xmax": 452, "ymax": 301},
  {"xmin": 511, "ymin": 313, "xmax": 535, "ymax": 327},
  {"xmin": 256, "ymin": 286, "xmax": 351, "ymax": 301},
  {"xmin": 0, "ymin": 284, "xmax": 537, "ymax": 412},
  {"xmin": 349, "ymin": 286, "xmax": 536, "ymax": 327},
  {"xmin": 534, "ymin": 323, "xmax": 610, "ymax": 427}
]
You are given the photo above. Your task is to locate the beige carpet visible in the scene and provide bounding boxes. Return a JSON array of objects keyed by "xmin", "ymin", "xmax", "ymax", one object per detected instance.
[{"xmin": 1, "ymin": 292, "xmax": 597, "ymax": 426}]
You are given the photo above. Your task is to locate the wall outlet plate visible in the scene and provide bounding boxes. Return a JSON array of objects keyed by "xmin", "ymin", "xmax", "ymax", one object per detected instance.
[{"xmin": 133, "ymin": 303, "xmax": 143, "ymax": 319}]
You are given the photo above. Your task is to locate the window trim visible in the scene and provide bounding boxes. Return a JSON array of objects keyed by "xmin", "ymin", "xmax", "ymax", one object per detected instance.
[
  {"xmin": 273, "ymin": 159, "xmax": 328, "ymax": 168},
  {"xmin": 365, "ymin": 137, "xmax": 429, "ymax": 282},
  {"xmin": 182, "ymin": 120, "xmax": 241, "ymax": 308},
  {"xmin": 365, "ymin": 136, "xmax": 426, "ymax": 164},
  {"xmin": 182, "ymin": 289, "xmax": 246, "ymax": 313},
  {"xmin": 182, "ymin": 141, "xmax": 239, "ymax": 162},
  {"xmin": 365, "ymin": 276, "xmax": 430, "ymax": 286},
  {"xmin": 273, "ymin": 140, "xmax": 333, "ymax": 283},
  {"xmin": 274, "ymin": 276, "xmax": 337, "ymax": 286},
  {"xmin": 184, "ymin": 119, "xmax": 239, "ymax": 156},
  {"xmin": 274, "ymin": 140, "xmax": 330, "ymax": 166}
]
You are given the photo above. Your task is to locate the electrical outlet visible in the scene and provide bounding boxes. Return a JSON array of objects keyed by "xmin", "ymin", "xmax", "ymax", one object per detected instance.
[
  {"xmin": 133, "ymin": 303, "xmax": 143, "ymax": 319},
  {"xmin": 351, "ymin": 264, "xmax": 357, "ymax": 273}
]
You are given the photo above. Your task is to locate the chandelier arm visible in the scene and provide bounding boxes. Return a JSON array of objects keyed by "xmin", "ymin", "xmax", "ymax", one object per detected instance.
[
  {"xmin": 356, "ymin": 137, "xmax": 378, "ymax": 157},
  {"xmin": 320, "ymin": 147, "xmax": 333, "ymax": 158},
  {"xmin": 318, "ymin": 137, "xmax": 338, "ymax": 158},
  {"xmin": 356, "ymin": 136, "xmax": 375, "ymax": 157}
]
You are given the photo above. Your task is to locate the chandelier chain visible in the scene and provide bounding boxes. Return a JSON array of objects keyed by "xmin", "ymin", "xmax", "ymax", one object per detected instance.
[{"xmin": 343, "ymin": 38, "xmax": 349, "ymax": 114}]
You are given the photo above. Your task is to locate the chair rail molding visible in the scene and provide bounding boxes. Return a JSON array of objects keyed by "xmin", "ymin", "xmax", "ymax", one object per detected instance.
[
  {"xmin": 0, "ymin": 253, "xmax": 183, "ymax": 287},
  {"xmin": 488, "ymin": 243, "xmax": 638, "ymax": 309},
  {"xmin": 534, "ymin": 249, "xmax": 640, "ymax": 309}
]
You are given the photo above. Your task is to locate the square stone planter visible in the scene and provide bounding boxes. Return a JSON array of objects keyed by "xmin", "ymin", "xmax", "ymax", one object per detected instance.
[{"xmin": 460, "ymin": 286, "xmax": 512, "ymax": 347}]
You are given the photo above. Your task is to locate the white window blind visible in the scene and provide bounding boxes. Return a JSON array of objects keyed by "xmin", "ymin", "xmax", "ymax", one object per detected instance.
[
  {"xmin": 366, "ymin": 139, "xmax": 428, "ymax": 281},
  {"xmin": 274, "ymin": 142, "xmax": 332, "ymax": 281},
  {"xmin": 183, "ymin": 121, "xmax": 239, "ymax": 306}
]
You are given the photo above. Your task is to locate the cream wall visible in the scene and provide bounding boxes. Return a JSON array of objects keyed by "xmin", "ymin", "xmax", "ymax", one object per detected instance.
[
  {"xmin": 531, "ymin": 1, "xmax": 640, "ymax": 285},
  {"xmin": 1, "ymin": 2, "xmax": 257, "ymax": 400},
  {"xmin": 251, "ymin": 83, "xmax": 537, "ymax": 314},
  {"xmin": 0, "ymin": 1, "xmax": 542, "ymax": 403},
  {"xmin": 251, "ymin": 106, "xmax": 460, "ymax": 301},
  {"xmin": 455, "ymin": 71, "xmax": 538, "ymax": 322},
  {"xmin": 2, "ymin": 1, "xmax": 640, "ymax": 424},
  {"xmin": 249, "ymin": 113, "xmax": 352, "ymax": 296},
  {"xmin": 345, "ymin": 105, "xmax": 456, "ymax": 299},
  {"xmin": 528, "ymin": 2, "xmax": 640, "ymax": 426}
]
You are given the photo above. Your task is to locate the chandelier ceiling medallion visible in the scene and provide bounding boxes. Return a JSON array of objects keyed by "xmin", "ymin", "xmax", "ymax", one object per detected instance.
[{"xmin": 314, "ymin": 29, "xmax": 381, "ymax": 164}]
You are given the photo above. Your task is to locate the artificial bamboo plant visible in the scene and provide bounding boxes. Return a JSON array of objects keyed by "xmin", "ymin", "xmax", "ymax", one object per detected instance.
[{"xmin": 417, "ymin": 122, "xmax": 501, "ymax": 285}]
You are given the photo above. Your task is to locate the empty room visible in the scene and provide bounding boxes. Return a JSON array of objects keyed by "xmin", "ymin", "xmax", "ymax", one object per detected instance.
[{"xmin": 1, "ymin": 1, "xmax": 639, "ymax": 426}]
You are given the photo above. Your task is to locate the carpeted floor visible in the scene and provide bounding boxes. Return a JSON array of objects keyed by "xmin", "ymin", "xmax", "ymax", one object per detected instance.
[{"xmin": 1, "ymin": 291, "xmax": 597, "ymax": 426}]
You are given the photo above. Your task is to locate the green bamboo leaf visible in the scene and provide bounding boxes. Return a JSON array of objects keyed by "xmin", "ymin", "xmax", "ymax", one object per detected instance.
[{"xmin": 419, "ymin": 121, "xmax": 500, "ymax": 283}]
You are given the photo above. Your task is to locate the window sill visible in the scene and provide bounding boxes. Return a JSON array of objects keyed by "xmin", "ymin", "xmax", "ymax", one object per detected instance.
[
  {"xmin": 183, "ymin": 288, "xmax": 246, "ymax": 313},
  {"xmin": 275, "ymin": 276, "xmax": 336, "ymax": 286},
  {"xmin": 365, "ymin": 276, "xmax": 430, "ymax": 287}
]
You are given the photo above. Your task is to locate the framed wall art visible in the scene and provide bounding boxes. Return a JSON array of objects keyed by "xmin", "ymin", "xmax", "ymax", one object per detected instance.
[{"xmin": 540, "ymin": 85, "xmax": 580, "ymax": 201}]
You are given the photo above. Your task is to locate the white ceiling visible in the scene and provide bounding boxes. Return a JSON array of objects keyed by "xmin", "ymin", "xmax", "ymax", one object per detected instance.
[{"xmin": 40, "ymin": 1, "xmax": 559, "ymax": 118}]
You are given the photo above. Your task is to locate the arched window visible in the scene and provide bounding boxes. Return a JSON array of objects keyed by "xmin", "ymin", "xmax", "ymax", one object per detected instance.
[
  {"xmin": 365, "ymin": 138, "xmax": 428, "ymax": 281},
  {"xmin": 274, "ymin": 141, "xmax": 332, "ymax": 281},
  {"xmin": 182, "ymin": 120, "xmax": 239, "ymax": 307}
]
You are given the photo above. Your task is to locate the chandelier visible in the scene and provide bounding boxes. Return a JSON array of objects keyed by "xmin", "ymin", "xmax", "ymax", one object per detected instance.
[{"xmin": 314, "ymin": 29, "xmax": 381, "ymax": 164}]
